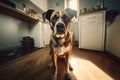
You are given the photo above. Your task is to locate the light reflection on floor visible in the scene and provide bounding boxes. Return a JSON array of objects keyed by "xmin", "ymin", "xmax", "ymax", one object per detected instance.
[{"xmin": 70, "ymin": 56, "xmax": 113, "ymax": 80}]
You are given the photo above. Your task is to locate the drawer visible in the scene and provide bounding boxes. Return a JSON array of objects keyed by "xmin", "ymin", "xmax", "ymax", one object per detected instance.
[
  {"xmin": 80, "ymin": 12, "xmax": 103, "ymax": 21},
  {"xmin": 80, "ymin": 18, "xmax": 103, "ymax": 24}
]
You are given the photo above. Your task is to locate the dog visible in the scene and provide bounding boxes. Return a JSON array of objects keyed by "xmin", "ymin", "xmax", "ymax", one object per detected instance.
[{"xmin": 42, "ymin": 8, "xmax": 77, "ymax": 80}]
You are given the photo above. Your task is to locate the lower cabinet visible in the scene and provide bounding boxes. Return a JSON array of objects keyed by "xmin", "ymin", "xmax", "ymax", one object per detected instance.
[
  {"xmin": 30, "ymin": 22, "xmax": 51, "ymax": 48},
  {"xmin": 79, "ymin": 10, "xmax": 105, "ymax": 51}
]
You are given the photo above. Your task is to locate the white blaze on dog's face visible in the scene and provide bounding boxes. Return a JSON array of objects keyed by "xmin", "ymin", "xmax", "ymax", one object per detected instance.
[
  {"xmin": 54, "ymin": 11, "xmax": 65, "ymax": 37},
  {"xmin": 49, "ymin": 11, "xmax": 71, "ymax": 38}
]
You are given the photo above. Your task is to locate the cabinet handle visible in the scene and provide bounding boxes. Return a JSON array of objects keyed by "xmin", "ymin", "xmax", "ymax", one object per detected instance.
[
  {"xmin": 87, "ymin": 16, "xmax": 96, "ymax": 19},
  {"xmin": 87, "ymin": 21, "xmax": 96, "ymax": 23}
]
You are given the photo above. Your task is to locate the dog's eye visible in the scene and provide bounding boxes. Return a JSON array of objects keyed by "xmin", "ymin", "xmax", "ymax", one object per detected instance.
[
  {"xmin": 52, "ymin": 15, "xmax": 59, "ymax": 21},
  {"xmin": 51, "ymin": 15, "xmax": 59, "ymax": 25},
  {"xmin": 62, "ymin": 15, "xmax": 70, "ymax": 23}
]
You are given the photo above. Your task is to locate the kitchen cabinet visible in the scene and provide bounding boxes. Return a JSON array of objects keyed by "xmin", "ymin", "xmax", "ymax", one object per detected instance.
[
  {"xmin": 79, "ymin": 10, "xmax": 105, "ymax": 51},
  {"xmin": 30, "ymin": 22, "xmax": 51, "ymax": 48},
  {"xmin": 30, "ymin": 22, "xmax": 45, "ymax": 48}
]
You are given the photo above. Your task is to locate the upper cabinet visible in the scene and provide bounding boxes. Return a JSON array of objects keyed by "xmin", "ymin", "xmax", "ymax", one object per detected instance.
[{"xmin": 30, "ymin": 0, "xmax": 47, "ymax": 11}]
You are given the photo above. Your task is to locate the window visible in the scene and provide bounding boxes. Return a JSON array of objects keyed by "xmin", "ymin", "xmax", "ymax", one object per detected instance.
[
  {"xmin": 68, "ymin": 0, "xmax": 78, "ymax": 11},
  {"xmin": 64, "ymin": 0, "xmax": 79, "ymax": 22}
]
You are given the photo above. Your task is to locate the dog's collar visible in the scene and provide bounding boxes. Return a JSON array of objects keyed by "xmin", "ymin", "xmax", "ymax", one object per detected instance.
[
  {"xmin": 53, "ymin": 36, "xmax": 64, "ymax": 47},
  {"xmin": 53, "ymin": 31, "xmax": 69, "ymax": 47},
  {"xmin": 53, "ymin": 31, "xmax": 68, "ymax": 39}
]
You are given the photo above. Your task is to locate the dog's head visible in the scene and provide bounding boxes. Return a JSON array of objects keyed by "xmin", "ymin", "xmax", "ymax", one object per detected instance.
[{"xmin": 42, "ymin": 8, "xmax": 77, "ymax": 38}]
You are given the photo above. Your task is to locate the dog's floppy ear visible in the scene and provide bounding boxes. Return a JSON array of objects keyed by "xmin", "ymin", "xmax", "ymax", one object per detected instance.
[
  {"xmin": 42, "ymin": 9, "xmax": 54, "ymax": 22},
  {"xmin": 65, "ymin": 8, "xmax": 77, "ymax": 20}
]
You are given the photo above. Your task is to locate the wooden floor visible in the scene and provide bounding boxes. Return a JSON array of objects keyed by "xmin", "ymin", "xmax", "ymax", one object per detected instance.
[{"xmin": 0, "ymin": 46, "xmax": 120, "ymax": 80}]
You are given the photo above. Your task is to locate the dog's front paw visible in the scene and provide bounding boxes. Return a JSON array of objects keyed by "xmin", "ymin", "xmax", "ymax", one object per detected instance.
[
  {"xmin": 69, "ymin": 64, "xmax": 73, "ymax": 71},
  {"xmin": 47, "ymin": 62, "xmax": 53, "ymax": 69},
  {"xmin": 65, "ymin": 73, "xmax": 72, "ymax": 80},
  {"xmin": 51, "ymin": 75, "xmax": 57, "ymax": 80},
  {"xmin": 65, "ymin": 73, "xmax": 77, "ymax": 80}
]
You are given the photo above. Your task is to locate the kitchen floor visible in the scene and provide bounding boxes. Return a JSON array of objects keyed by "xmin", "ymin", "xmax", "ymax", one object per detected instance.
[
  {"xmin": 0, "ymin": 46, "xmax": 120, "ymax": 80},
  {"xmin": 0, "ymin": 47, "xmax": 40, "ymax": 65}
]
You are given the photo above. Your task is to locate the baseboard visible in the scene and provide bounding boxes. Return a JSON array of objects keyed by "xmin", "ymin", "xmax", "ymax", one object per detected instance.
[
  {"xmin": 104, "ymin": 50, "xmax": 120, "ymax": 62},
  {"xmin": 0, "ymin": 45, "xmax": 21, "ymax": 52}
]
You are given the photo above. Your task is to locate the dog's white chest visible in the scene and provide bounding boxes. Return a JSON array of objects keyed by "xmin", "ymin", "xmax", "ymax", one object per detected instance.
[{"xmin": 54, "ymin": 46, "xmax": 70, "ymax": 56}]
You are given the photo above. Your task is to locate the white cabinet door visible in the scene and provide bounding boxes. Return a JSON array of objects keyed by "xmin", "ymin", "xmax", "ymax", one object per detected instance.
[
  {"xmin": 80, "ymin": 23, "xmax": 103, "ymax": 50},
  {"xmin": 30, "ymin": 22, "xmax": 45, "ymax": 48},
  {"xmin": 44, "ymin": 23, "xmax": 52, "ymax": 45},
  {"xmin": 79, "ymin": 11, "xmax": 105, "ymax": 51}
]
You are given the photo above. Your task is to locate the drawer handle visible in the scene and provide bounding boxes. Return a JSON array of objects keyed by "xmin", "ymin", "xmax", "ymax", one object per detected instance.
[
  {"xmin": 87, "ymin": 21, "xmax": 96, "ymax": 23},
  {"xmin": 87, "ymin": 16, "xmax": 96, "ymax": 19}
]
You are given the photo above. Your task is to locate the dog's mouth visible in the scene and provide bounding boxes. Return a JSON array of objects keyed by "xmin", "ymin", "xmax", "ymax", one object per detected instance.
[
  {"xmin": 54, "ymin": 23, "xmax": 67, "ymax": 38},
  {"xmin": 55, "ymin": 33, "xmax": 65, "ymax": 38},
  {"xmin": 55, "ymin": 30, "xmax": 66, "ymax": 38},
  {"xmin": 57, "ymin": 29, "xmax": 65, "ymax": 35}
]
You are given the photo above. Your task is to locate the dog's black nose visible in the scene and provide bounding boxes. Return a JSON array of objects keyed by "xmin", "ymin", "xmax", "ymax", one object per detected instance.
[
  {"xmin": 56, "ymin": 23, "xmax": 65, "ymax": 33},
  {"xmin": 56, "ymin": 23, "xmax": 65, "ymax": 30}
]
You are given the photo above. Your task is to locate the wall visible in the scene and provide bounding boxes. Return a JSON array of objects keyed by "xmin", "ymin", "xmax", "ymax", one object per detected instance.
[
  {"xmin": 79, "ymin": 0, "xmax": 120, "ymax": 10},
  {"xmin": 106, "ymin": 15, "xmax": 120, "ymax": 57},
  {"xmin": 30, "ymin": 0, "xmax": 47, "ymax": 11},
  {"xmin": 0, "ymin": 14, "xmax": 29, "ymax": 50},
  {"xmin": 47, "ymin": 0, "xmax": 64, "ymax": 11}
]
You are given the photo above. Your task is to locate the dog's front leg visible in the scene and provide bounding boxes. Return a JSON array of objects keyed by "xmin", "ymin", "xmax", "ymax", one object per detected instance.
[
  {"xmin": 66, "ymin": 52, "xmax": 70, "ymax": 74},
  {"xmin": 51, "ymin": 53, "xmax": 58, "ymax": 80},
  {"xmin": 65, "ymin": 52, "xmax": 72, "ymax": 80},
  {"xmin": 48, "ymin": 50, "xmax": 53, "ymax": 68}
]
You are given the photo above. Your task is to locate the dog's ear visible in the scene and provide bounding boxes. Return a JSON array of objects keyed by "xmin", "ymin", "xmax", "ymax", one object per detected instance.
[
  {"xmin": 42, "ymin": 9, "xmax": 54, "ymax": 22},
  {"xmin": 65, "ymin": 8, "xmax": 77, "ymax": 20}
]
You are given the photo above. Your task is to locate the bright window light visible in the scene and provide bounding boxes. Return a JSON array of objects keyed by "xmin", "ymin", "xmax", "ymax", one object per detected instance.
[
  {"xmin": 70, "ymin": 56, "xmax": 113, "ymax": 80},
  {"xmin": 68, "ymin": 0, "xmax": 78, "ymax": 10}
]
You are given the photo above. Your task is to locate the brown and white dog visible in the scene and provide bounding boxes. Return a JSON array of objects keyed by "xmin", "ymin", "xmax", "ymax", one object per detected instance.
[{"xmin": 42, "ymin": 8, "xmax": 77, "ymax": 80}]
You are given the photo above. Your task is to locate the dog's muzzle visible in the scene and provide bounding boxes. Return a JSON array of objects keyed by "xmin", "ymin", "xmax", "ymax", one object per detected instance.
[
  {"xmin": 54, "ymin": 16, "xmax": 67, "ymax": 38},
  {"xmin": 56, "ymin": 23, "xmax": 66, "ymax": 34}
]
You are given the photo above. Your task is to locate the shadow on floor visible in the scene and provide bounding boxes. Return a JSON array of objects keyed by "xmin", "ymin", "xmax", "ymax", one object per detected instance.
[{"xmin": 0, "ymin": 47, "xmax": 41, "ymax": 65}]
